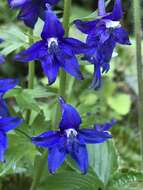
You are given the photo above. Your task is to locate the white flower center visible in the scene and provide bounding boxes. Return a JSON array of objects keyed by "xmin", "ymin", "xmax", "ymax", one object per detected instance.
[
  {"xmin": 48, "ymin": 37, "xmax": 58, "ymax": 48},
  {"xmin": 106, "ymin": 20, "xmax": 120, "ymax": 29},
  {"xmin": 65, "ymin": 128, "xmax": 78, "ymax": 138}
]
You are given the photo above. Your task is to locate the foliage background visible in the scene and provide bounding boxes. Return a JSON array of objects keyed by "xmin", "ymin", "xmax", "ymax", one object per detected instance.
[{"xmin": 0, "ymin": 0, "xmax": 143, "ymax": 190}]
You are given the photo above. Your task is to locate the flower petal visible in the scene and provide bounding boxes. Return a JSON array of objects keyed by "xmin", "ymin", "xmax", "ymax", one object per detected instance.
[
  {"xmin": 58, "ymin": 44, "xmax": 83, "ymax": 80},
  {"xmin": 48, "ymin": 141, "xmax": 67, "ymax": 174},
  {"xmin": 113, "ymin": 27, "xmax": 131, "ymax": 45},
  {"xmin": 0, "ymin": 117, "xmax": 23, "ymax": 132},
  {"xmin": 0, "ymin": 132, "xmax": 7, "ymax": 162},
  {"xmin": 104, "ymin": 0, "xmax": 123, "ymax": 21},
  {"xmin": 15, "ymin": 41, "xmax": 46, "ymax": 62},
  {"xmin": 74, "ymin": 19, "xmax": 98, "ymax": 34},
  {"xmin": 0, "ymin": 55, "xmax": 5, "ymax": 64},
  {"xmin": 32, "ymin": 131, "xmax": 62, "ymax": 148},
  {"xmin": 46, "ymin": 0, "xmax": 60, "ymax": 5},
  {"xmin": 70, "ymin": 138, "xmax": 88, "ymax": 174},
  {"xmin": 0, "ymin": 99, "xmax": 10, "ymax": 118},
  {"xmin": 0, "ymin": 78, "xmax": 18, "ymax": 94},
  {"xmin": 90, "ymin": 64, "xmax": 101, "ymax": 89},
  {"xmin": 18, "ymin": 2, "xmax": 39, "ymax": 28},
  {"xmin": 8, "ymin": 0, "xmax": 30, "ymax": 8},
  {"xmin": 62, "ymin": 37, "xmax": 88, "ymax": 54},
  {"xmin": 41, "ymin": 9, "xmax": 64, "ymax": 40},
  {"xmin": 58, "ymin": 97, "xmax": 82, "ymax": 131},
  {"xmin": 41, "ymin": 55, "xmax": 60, "ymax": 85},
  {"xmin": 79, "ymin": 128, "xmax": 112, "ymax": 144}
]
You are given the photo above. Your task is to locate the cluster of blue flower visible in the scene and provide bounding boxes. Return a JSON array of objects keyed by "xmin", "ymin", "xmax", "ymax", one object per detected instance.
[{"xmin": 0, "ymin": 0, "xmax": 130, "ymax": 174}]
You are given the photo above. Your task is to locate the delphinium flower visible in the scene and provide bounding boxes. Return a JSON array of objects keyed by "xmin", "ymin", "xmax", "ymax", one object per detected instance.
[
  {"xmin": 0, "ymin": 78, "xmax": 23, "ymax": 162},
  {"xmin": 74, "ymin": 0, "xmax": 131, "ymax": 89},
  {"xmin": 0, "ymin": 39, "xmax": 5, "ymax": 64},
  {"xmin": 32, "ymin": 96, "xmax": 115, "ymax": 174},
  {"xmin": 15, "ymin": 9, "xmax": 88, "ymax": 85},
  {"xmin": 0, "ymin": 78, "xmax": 18, "ymax": 117},
  {"xmin": 8, "ymin": 0, "xmax": 60, "ymax": 28}
]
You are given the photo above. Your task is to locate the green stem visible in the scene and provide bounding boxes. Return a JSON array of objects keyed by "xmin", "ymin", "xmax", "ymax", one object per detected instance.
[
  {"xmin": 59, "ymin": 0, "xmax": 72, "ymax": 99},
  {"xmin": 133, "ymin": 0, "xmax": 143, "ymax": 170},
  {"xmin": 30, "ymin": 151, "xmax": 47, "ymax": 190},
  {"xmin": 54, "ymin": 0, "xmax": 72, "ymax": 128},
  {"xmin": 25, "ymin": 31, "xmax": 35, "ymax": 124}
]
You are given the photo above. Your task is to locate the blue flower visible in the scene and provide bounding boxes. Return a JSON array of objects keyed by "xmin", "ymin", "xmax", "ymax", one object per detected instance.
[
  {"xmin": 15, "ymin": 9, "xmax": 87, "ymax": 85},
  {"xmin": 0, "ymin": 117, "xmax": 23, "ymax": 162},
  {"xmin": 74, "ymin": 0, "xmax": 131, "ymax": 89},
  {"xmin": 0, "ymin": 78, "xmax": 23, "ymax": 162},
  {"xmin": 8, "ymin": 0, "xmax": 59, "ymax": 28},
  {"xmin": 32, "ymin": 97, "xmax": 114, "ymax": 174},
  {"xmin": 0, "ymin": 78, "xmax": 18, "ymax": 118},
  {"xmin": 0, "ymin": 39, "xmax": 5, "ymax": 64}
]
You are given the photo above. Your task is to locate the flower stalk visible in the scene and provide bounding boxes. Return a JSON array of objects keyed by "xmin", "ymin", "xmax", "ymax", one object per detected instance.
[
  {"xmin": 59, "ymin": 0, "xmax": 72, "ymax": 99},
  {"xmin": 25, "ymin": 31, "xmax": 35, "ymax": 124},
  {"xmin": 133, "ymin": 0, "xmax": 143, "ymax": 170}
]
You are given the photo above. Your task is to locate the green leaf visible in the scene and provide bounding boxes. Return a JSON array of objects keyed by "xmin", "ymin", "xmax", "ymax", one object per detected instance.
[
  {"xmin": 107, "ymin": 93, "xmax": 131, "ymax": 115},
  {"xmin": 88, "ymin": 140, "xmax": 118, "ymax": 185},
  {"xmin": 39, "ymin": 171, "xmax": 102, "ymax": 190},
  {"xmin": 108, "ymin": 171, "xmax": 143, "ymax": 190}
]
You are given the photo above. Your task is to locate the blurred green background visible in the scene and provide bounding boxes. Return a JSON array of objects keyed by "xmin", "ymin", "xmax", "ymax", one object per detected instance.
[{"xmin": 0, "ymin": 0, "xmax": 142, "ymax": 190}]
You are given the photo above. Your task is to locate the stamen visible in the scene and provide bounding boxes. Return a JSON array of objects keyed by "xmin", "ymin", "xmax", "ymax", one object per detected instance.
[
  {"xmin": 48, "ymin": 38, "xmax": 58, "ymax": 48},
  {"xmin": 106, "ymin": 20, "xmax": 120, "ymax": 28},
  {"xmin": 65, "ymin": 128, "xmax": 78, "ymax": 138}
]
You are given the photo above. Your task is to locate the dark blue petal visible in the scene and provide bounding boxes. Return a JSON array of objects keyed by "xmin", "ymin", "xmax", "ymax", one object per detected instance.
[
  {"xmin": 79, "ymin": 129, "xmax": 112, "ymax": 144},
  {"xmin": 15, "ymin": 41, "xmax": 46, "ymax": 62},
  {"xmin": 41, "ymin": 55, "xmax": 60, "ymax": 85},
  {"xmin": 41, "ymin": 9, "xmax": 64, "ymax": 40},
  {"xmin": 8, "ymin": 0, "xmax": 29, "ymax": 8},
  {"xmin": 90, "ymin": 64, "xmax": 101, "ymax": 89},
  {"xmin": 113, "ymin": 27, "xmax": 131, "ymax": 45},
  {"xmin": 46, "ymin": 0, "xmax": 60, "ymax": 5},
  {"xmin": 58, "ymin": 97, "xmax": 82, "ymax": 131},
  {"xmin": 48, "ymin": 141, "xmax": 67, "ymax": 174},
  {"xmin": 74, "ymin": 19, "xmax": 98, "ymax": 34},
  {"xmin": 0, "ymin": 117, "xmax": 23, "ymax": 132},
  {"xmin": 62, "ymin": 37, "xmax": 88, "ymax": 54},
  {"xmin": 104, "ymin": 0, "xmax": 123, "ymax": 21},
  {"xmin": 58, "ymin": 43, "xmax": 83, "ymax": 80},
  {"xmin": 0, "ymin": 132, "xmax": 7, "ymax": 162},
  {"xmin": 32, "ymin": 131, "xmax": 62, "ymax": 148},
  {"xmin": 0, "ymin": 99, "xmax": 10, "ymax": 118},
  {"xmin": 70, "ymin": 137, "xmax": 88, "ymax": 174},
  {"xmin": 18, "ymin": 2, "xmax": 39, "ymax": 28},
  {"xmin": 0, "ymin": 55, "xmax": 5, "ymax": 64},
  {"xmin": 0, "ymin": 78, "xmax": 18, "ymax": 94},
  {"xmin": 98, "ymin": 0, "xmax": 106, "ymax": 16},
  {"xmin": 95, "ymin": 119, "xmax": 116, "ymax": 131}
]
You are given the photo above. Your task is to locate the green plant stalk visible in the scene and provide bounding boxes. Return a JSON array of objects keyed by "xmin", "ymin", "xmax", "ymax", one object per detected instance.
[
  {"xmin": 133, "ymin": 0, "xmax": 143, "ymax": 170},
  {"xmin": 30, "ymin": 1, "xmax": 73, "ymax": 189},
  {"xmin": 25, "ymin": 31, "xmax": 35, "ymax": 124},
  {"xmin": 54, "ymin": 0, "xmax": 72, "ymax": 128},
  {"xmin": 59, "ymin": 0, "xmax": 72, "ymax": 99},
  {"xmin": 30, "ymin": 151, "xmax": 47, "ymax": 190}
]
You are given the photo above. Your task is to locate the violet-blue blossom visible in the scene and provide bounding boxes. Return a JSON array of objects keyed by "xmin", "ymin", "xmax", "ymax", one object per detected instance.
[
  {"xmin": 0, "ymin": 78, "xmax": 18, "ymax": 118},
  {"xmin": 0, "ymin": 78, "xmax": 23, "ymax": 162},
  {"xmin": 15, "ymin": 9, "xmax": 87, "ymax": 85},
  {"xmin": 32, "ymin": 96, "xmax": 115, "ymax": 174},
  {"xmin": 8, "ymin": 0, "xmax": 59, "ymax": 28},
  {"xmin": 74, "ymin": 0, "xmax": 131, "ymax": 89}
]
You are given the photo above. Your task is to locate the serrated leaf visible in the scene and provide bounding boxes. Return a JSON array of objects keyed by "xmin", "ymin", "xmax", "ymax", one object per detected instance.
[{"xmin": 108, "ymin": 171, "xmax": 143, "ymax": 190}]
